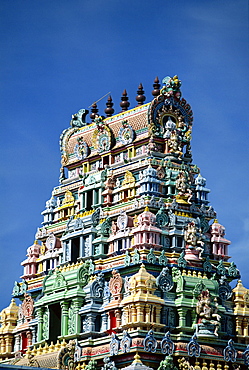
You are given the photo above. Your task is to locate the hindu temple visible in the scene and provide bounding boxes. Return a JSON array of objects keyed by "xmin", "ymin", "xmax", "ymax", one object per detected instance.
[{"xmin": 0, "ymin": 76, "xmax": 249, "ymax": 369}]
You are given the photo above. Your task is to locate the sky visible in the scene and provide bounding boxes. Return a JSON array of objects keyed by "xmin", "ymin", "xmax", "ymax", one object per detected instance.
[{"xmin": 0, "ymin": 0, "xmax": 248, "ymax": 311}]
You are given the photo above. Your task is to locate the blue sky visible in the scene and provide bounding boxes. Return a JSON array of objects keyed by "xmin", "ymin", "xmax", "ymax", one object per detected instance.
[{"xmin": 0, "ymin": 0, "xmax": 248, "ymax": 310}]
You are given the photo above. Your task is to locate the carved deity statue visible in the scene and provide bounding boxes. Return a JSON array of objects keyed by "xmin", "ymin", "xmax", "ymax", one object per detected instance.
[
  {"xmin": 168, "ymin": 130, "xmax": 182, "ymax": 158},
  {"xmin": 184, "ymin": 222, "xmax": 198, "ymax": 247},
  {"xmin": 147, "ymin": 136, "xmax": 158, "ymax": 153},
  {"xmin": 196, "ymin": 289, "xmax": 221, "ymax": 336},
  {"xmin": 184, "ymin": 222, "xmax": 205, "ymax": 260},
  {"xmin": 176, "ymin": 171, "xmax": 188, "ymax": 195},
  {"xmin": 111, "ymin": 221, "xmax": 117, "ymax": 235}
]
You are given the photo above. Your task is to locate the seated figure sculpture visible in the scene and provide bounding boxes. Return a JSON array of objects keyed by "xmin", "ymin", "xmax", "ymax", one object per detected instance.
[{"xmin": 195, "ymin": 289, "xmax": 221, "ymax": 337}]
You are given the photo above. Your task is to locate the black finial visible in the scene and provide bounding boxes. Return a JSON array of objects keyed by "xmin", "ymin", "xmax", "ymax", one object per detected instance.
[
  {"xmin": 90, "ymin": 102, "xmax": 98, "ymax": 122},
  {"xmin": 152, "ymin": 76, "xmax": 161, "ymax": 97},
  {"xmin": 105, "ymin": 95, "xmax": 114, "ymax": 117},
  {"xmin": 136, "ymin": 83, "xmax": 146, "ymax": 106},
  {"xmin": 120, "ymin": 89, "xmax": 130, "ymax": 111}
]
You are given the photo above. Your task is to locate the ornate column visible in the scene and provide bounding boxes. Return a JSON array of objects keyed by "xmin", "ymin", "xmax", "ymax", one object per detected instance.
[
  {"xmin": 98, "ymin": 188, "xmax": 102, "ymax": 205},
  {"xmin": 94, "ymin": 189, "xmax": 98, "ymax": 206},
  {"xmin": 172, "ymin": 236, "xmax": 177, "ymax": 250},
  {"xmin": 14, "ymin": 334, "xmax": 21, "ymax": 352},
  {"xmin": 79, "ymin": 236, "xmax": 84, "ymax": 258},
  {"xmin": 137, "ymin": 303, "xmax": 144, "ymax": 323},
  {"xmin": 60, "ymin": 301, "xmax": 70, "ymax": 336},
  {"xmin": 155, "ymin": 306, "xmax": 161, "ymax": 324},
  {"xmin": 88, "ymin": 234, "xmax": 93, "ymax": 256},
  {"xmin": 72, "ymin": 298, "xmax": 83, "ymax": 335},
  {"xmin": 243, "ymin": 318, "xmax": 248, "ymax": 336},
  {"xmin": 128, "ymin": 307, "xmax": 132, "ymax": 323},
  {"xmin": 27, "ymin": 331, "xmax": 32, "ymax": 347},
  {"xmin": 145, "ymin": 304, "xmax": 150, "ymax": 323},
  {"xmin": 131, "ymin": 304, "xmax": 137, "ymax": 323},
  {"xmin": 5, "ymin": 335, "xmax": 12, "ymax": 353},
  {"xmin": 37, "ymin": 307, "xmax": 44, "ymax": 342},
  {"xmin": 87, "ymin": 313, "xmax": 96, "ymax": 332},
  {"xmin": 191, "ymin": 309, "xmax": 197, "ymax": 326},
  {"xmin": 30, "ymin": 326, "xmax": 37, "ymax": 344},
  {"xmin": 84, "ymin": 192, "xmax": 87, "ymax": 210},
  {"xmin": 122, "ymin": 307, "xmax": 128, "ymax": 325},
  {"xmin": 178, "ymin": 307, "xmax": 187, "ymax": 328},
  {"xmin": 0, "ymin": 336, "xmax": 4, "ymax": 353},
  {"xmin": 101, "ymin": 312, "xmax": 108, "ymax": 332},
  {"xmin": 161, "ymin": 306, "xmax": 167, "ymax": 325},
  {"xmin": 115, "ymin": 309, "xmax": 122, "ymax": 327},
  {"xmin": 80, "ymin": 190, "xmax": 85, "ymax": 210},
  {"xmin": 235, "ymin": 317, "xmax": 243, "ymax": 336}
]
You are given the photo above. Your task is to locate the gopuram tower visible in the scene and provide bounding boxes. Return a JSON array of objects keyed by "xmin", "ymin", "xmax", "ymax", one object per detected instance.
[{"xmin": 1, "ymin": 76, "xmax": 249, "ymax": 369}]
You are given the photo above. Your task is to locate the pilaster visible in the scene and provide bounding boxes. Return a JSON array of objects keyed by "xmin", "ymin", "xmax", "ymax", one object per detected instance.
[
  {"xmin": 37, "ymin": 307, "xmax": 44, "ymax": 342},
  {"xmin": 60, "ymin": 301, "xmax": 70, "ymax": 336},
  {"xmin": 72, "ymin": 298, "xmax": 84, "ymax": 335}
]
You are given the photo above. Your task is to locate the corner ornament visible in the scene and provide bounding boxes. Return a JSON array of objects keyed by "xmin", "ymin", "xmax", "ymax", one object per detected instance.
[{"xmin": 70, "ymin": 108, "xmax": 89, "ymax": 127}]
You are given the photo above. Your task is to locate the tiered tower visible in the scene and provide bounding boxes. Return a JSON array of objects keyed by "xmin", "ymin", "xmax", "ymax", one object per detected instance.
[{"xmin": 1, "ymin": 76, "xmax": 249, "ymax": 369}]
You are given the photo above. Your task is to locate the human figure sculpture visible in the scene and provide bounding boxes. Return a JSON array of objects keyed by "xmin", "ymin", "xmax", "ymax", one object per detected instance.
[
  {"xmin": 168, "ymin": 130, "xmax": 182, "ymax": 157},
  {"xmin": 184, "ymin": 222, "xmax": 204, "ymax": 259},
  {"xmin": 196, "ymin": 290, "xmax": 221, "ymax": 336},
  {"xmin": 111, "ymin": 221, "xmax": 117, "ymax": 235},
  {"xmin": 176, "ymin": 171, "xmax": 188, "ymax": 195},
  {"xmin": 184, "ymin": 222, "xmax": 197, "ymax": 247}
]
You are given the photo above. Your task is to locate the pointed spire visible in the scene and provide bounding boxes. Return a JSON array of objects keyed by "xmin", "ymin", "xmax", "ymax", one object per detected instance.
[
  {"xmin": 152, "ymin": 76, "xmax": 161, "ymax": 97},
  {"xmin": 90, "ymin": 102, "xmax": 98, "ymax": 122},
  {"xmin": 136, "ymin": 83, "xmax": 146, "ymax": 106},
  {"xmin": 120, "ymin": 89, "xmax": 130, "ymax": 111},
  {"xmin": 105, "ymin": 95, "xmax": 114, "ymax": 117}
]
